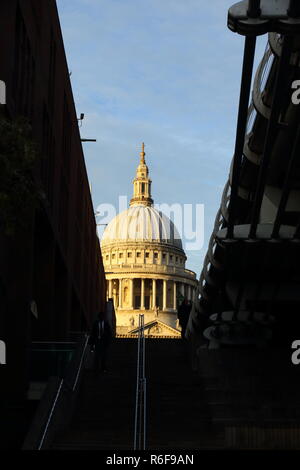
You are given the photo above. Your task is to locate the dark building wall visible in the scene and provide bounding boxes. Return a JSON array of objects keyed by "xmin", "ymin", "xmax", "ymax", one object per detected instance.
[{"xmin": 0, "ymin": 0, "xmax": 106, "ymax": 407}]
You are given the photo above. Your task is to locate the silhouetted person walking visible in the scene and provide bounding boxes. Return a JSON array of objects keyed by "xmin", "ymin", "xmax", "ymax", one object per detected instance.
[
  {"xmin": 89, "ymin": 312, "xmax": 113, "ymax": 373},
  {"xmin": 177, "ymin": 298, "xmax": 192, "ymax": 340}
]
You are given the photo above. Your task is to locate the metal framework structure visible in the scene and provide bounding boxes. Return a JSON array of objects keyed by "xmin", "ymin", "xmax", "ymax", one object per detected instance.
[{"xmin": 189, "ymin": 0, "xmax": 300, "ymax": 349}]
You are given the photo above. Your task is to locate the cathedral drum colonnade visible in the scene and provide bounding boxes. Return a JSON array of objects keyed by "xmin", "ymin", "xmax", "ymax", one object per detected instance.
[{"xmin": 101, "ymin": 144, "xmax": 197, "ymax": 337}]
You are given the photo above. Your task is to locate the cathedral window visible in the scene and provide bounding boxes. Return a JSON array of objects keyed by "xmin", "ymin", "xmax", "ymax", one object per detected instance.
[
  {"xmin": 119, "ymin": 253, "xmax": 123, "ymax": 258},
  {"xmin": 136, "ymin": 252, "xmax": 141, "ymax": 258},
  {"xmin": 127, "ymin": 252, "xmax": 132, "ymax": 258},
  {"xmin": 145, "ymin": 252, "xmax": 149, "ymax": 258}
]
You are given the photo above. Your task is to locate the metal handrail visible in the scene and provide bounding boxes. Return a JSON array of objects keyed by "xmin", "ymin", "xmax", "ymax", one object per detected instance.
[
  {"xmin": 38, "ymin": 378, "xmax": 64, "ymax": 450},
  {"xmin": 73, "ymin": 335, "xmax": 89, "ymax": 391},
  {"xmin": 37, "ymin": 334, "xmax": 89, "ymax": 450},
  {"xmin": 134, "ymin": 314, "xmax": 147, "ymax": 450}
]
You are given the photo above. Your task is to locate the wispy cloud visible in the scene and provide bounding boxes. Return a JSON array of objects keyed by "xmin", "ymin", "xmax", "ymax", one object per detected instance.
[{"xmin": 56, "ymin": 0, "xmax": 267, "ymax": 275}]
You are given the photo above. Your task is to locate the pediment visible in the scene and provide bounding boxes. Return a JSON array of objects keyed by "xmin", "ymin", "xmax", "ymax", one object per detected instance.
[{"xmin": 128, "ymin": 319, "xmax": 181, "ymax": 338}]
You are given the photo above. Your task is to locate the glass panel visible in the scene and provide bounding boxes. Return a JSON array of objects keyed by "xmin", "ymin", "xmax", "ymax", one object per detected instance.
[{"xmin": 29, "ymin": 342, "xmax": 76, "ymax": 381}]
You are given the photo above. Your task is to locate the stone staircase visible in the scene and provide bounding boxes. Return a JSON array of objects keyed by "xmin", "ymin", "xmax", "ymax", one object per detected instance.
[
  {"xmin": 52, "ymin": 338, "xmax": 224, "ymax": 450},
  {"xmin": 145, "ymin": 339, "xmax": 224, "ymax": 449}
]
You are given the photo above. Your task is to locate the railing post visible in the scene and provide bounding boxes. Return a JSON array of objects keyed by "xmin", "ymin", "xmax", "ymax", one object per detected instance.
[{"xmin": 134, "ymin": 314, "xmax": 146, "ymax": 450}]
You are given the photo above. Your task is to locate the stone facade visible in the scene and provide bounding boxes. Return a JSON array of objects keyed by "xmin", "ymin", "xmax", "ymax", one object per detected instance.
[{"xmin": 101, "ymin": 144, "xmax": 197, "ymax": 337}]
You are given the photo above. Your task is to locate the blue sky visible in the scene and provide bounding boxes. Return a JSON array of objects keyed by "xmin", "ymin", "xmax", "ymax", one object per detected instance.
[{"xmin": 56, "ymin": 0, "xmax": 266, "ymax": 276}]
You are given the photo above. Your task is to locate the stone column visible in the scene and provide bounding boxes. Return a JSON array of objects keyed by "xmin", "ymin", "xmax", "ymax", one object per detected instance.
[
  {"xmin": 130, "ymin": 278, "xmax": 134, "ymax": 308},
  {"xmin": 112, "ymin": 281, "xmax": 117, "ymax": 308},
  {"xmin": 152, "ymin": 279, "xmax": 156, "ymax": 308},
  {"xmin": 141, "ymin": 278, "xmax": 145, "ymax": 310},
  {"xmin": 180, "ymin": 283, "xmax": 185, "ymax": 298},
  {"xmin": 108, "ymin": 279, "xmax": 112, "ymax": 299},
  {"xmin": 118, "ymin": 279, "xmax": 122, "ymax": 308},
  {"xmin": 173, "ymin": 281, "xmax": 177, "ymax": 310},
  {"xmin": 163, "ymin": 279, "xmax": 167, "ymax": 311}
]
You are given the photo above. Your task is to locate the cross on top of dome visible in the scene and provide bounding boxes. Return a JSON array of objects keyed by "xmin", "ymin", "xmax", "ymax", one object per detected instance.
[{"xmin": 140, "ymin": 142, "xmax": 145, "ymax": 164}]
